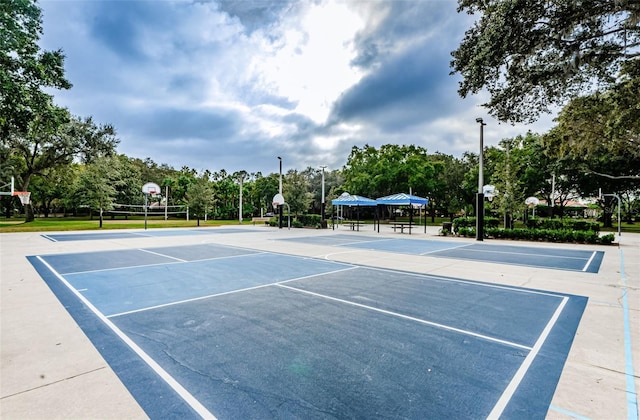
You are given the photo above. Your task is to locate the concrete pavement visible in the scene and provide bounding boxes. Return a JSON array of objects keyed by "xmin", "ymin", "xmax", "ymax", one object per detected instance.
[{"xmin": 1, "ymin": 225, "xmax": 638, "ymax": 419}]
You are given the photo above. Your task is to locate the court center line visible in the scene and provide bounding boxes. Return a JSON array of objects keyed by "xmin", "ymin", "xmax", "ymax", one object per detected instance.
[
  {"xmin": 107, "ymin": 266, "xmax": 359, "ymax": 318},
  {"xmin": 276, "ymin": 283, "xmax": 532, "ymax": 351},
  {"xmin": 486, "ymin": 296, "xmax": 569, "ymax": 419},
  {"xmin": 581, "ymin": 251, "xmax": 597, "ymax": 272},
  {"xmin": 36, "ymin": 256, "xmax": 217, "ymax": 420}
]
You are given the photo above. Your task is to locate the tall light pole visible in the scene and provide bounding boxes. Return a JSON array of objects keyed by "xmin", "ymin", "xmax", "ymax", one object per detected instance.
[
  {"xmin": 277, "ymin": 156, "xmax": 283, "ymax": 229},
  {"xmin": 319, "ymin": 165, "xmax": 327, "ymax": 223},
  {"xmin": 476, "ymin": 118, "xmax": 486, "ymax": 241}
]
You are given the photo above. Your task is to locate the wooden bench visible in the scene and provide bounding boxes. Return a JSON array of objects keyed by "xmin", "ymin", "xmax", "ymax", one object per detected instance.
[{"xmin": 251, "ymin": 216, "xmax": 271, "ymax": 225}]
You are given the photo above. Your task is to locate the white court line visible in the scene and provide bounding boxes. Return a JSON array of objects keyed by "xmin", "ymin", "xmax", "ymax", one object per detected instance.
[
  {"xmin": 582, "ymin": 251, "xmax": 597, "ymax": 272},
  {"xmin": 486, "ymin": 296, "xmax": 569, "ymax": 419},
  {"xmin": 62, "ymin": 250, "xmax": 268, "ymax": 276},
  {"xmin": 361, "ymin": 265, "xmax": 566, "ymax": 299},
  {"xmin": 41, "ymin": 234, "xmax": 57, "ymax": 242},
  {"xmin": 107, "ymin": 266, "xmax": 359, "ymax": 318},
  {"xmin": 419, "ymin": 242, "xmax": 474, "ymax": 255},
  {"xmin": 138, "ymin": 248, "xmax": 187, "ymax": 262},
  {"xmin": 338, "ymin": 238, "xmax": 396, "ymax": 247},
  {"xmin": 36, "ymin": 256, "xmax": 217, "ymax": 420},
  {"xmin": 320, "ymin": 250, "xmax": 367, "ymax": 260},
  {"xmin": 457, "ymin": 247, "xmax": 589, "ymax": 261},
  {"xmin": 277, "ymin": 283, "xmax": 532, "ymax": 351}
]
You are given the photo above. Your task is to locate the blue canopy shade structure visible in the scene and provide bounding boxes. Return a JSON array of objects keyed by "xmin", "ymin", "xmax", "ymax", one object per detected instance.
[
  {"xmin": 331, "ymin": 193, "xmax": 378, "ymax": 206},
  {"xmin": 375, "ymin": 193, "xmax": 428, "ymax": 206},
  {"xmin": 375, "ymin": 193, "xmax": 429, "ymax": 234},
  {"xmin": 331, "ymin": 193, "xmax": 377, "ymax": 231}
]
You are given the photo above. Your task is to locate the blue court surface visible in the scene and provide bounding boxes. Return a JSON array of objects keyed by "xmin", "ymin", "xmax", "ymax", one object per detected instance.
[
  {"xmin": 29, "ymin": 243, "xmax": 587, "ymax": 419},
  {"xmin": 41, "ymin": 228, "xmax": 256, "ymax": 242},
  {"xmin": 280, "ymin": 235, "xmax": 605, "ymax": 273}
]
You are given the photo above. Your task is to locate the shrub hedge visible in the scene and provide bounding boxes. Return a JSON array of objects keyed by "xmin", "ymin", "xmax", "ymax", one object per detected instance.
[
  {"xmin": 456, "ymin": 226, "xmax": 615, "ymax": 245},
  {"xmin": 453, "ymin": 217, "xmax": 599, "ymax": 233}
]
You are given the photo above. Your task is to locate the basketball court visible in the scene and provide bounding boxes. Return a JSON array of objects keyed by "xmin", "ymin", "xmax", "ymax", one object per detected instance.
[
  {"xmin": 1, "ymin": 226, "xmax": 638, "ymax": 419},
  {"xmin": 279, "ymin": 234, "xmax": 605, "ymax": 273}
]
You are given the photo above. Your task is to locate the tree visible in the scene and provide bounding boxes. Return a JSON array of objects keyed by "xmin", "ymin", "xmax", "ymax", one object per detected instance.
[
  {"xmin": 543, "ymin": 62, "xmax": 640, "ymax": 180},
  {"xmin": 73, "ymin": 157, "xmax": 122, "ymax": 227},
  {"xmin": 1, "ymin": 0, "xmax": 72, "ymax": 138},
  {"xmin": 428, "ymin": 153, "xmax": 473, "ymax": 221},
  {"xmin": 251, "ymin": 173, "xmax": 279, "ymax": 216},
  {"xmin": 342, "ymin": 144, "xmax": 437, "ymax": 200},
  {"xmin": 283, "ymin": 169, "xmax": 312, "ymax": 217},
  {"xmin": 29, "ymin": 163, "xmax": 77, "ymax": 217},
  {"xmin": 186, "ymin": 174, "xmax": 213, "ymax": 226},
  {"xmin": 451, "ymin": 1, "xmax": 640, "ymax": 123},
  {"xmin": 491, "ymin": 139, "xmax": 524, "ymax": 228},
  {"xmin": 8, "ymin": 115, "xmax": 119, "ymax": 221}
]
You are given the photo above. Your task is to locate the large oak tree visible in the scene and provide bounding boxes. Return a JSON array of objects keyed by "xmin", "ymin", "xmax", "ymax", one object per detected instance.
[{"xmin": 451, "ymin": 0, "xmax": 639, "ymax": 123}]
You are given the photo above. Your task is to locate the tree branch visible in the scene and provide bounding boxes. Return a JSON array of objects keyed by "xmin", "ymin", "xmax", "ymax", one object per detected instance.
[{"xmin": 585, "ymin": 168, "xmax": 640, "ymax": 180}]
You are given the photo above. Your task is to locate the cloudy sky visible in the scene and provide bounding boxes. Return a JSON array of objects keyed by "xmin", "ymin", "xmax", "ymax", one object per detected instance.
[{"xmin": 39, "ymin": 0, "xmax": 555, "ymax": 175}]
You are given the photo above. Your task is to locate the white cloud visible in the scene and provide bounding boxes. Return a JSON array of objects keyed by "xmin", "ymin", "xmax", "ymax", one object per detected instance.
[
  {"xmin": 37, "ymin": 0, "xmax": 558, "ymax": 174},
  {"xmin": 249, "ymin": 1, "xmax": 367, "ymax": 123}
]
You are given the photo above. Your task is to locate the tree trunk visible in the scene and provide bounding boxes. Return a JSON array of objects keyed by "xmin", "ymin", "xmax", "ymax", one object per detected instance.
[{"xmin": 25, "ymin": 203, "xmax": 35, "ymax": 222}]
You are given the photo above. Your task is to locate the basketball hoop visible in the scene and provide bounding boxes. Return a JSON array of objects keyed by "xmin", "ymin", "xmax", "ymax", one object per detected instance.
[{"xmin": 13, "ymin": 191, "xmax": 31, "ymax": 205}]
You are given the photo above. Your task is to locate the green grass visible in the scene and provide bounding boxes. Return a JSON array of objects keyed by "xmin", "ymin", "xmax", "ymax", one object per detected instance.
[
  {"xmin": 0, "ymin": 216, "xmax": 246, "ymax": 233},
  {"xmin": 1, "ymin": 215, "xmax": 638, "ymax": 234}
]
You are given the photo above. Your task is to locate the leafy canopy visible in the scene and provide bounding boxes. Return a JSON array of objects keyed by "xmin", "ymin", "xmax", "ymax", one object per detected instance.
[
  {"xmin": 0, "ymin": 0, "xmax": 72, "ymax": 137},
  {"xmin": 451, "ymin": 0, "xmax": 640, "ymax": 123}
]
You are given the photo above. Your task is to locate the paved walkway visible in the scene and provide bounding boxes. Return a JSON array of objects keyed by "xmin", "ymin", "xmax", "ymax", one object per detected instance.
[{"xmin": 1, "ymin": 226, "xmax": 638, "ymax": 419}]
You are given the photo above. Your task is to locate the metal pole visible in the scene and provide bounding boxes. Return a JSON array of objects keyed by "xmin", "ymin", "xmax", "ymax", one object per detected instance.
[
  {"xmin": 144, "ymin": 193, "xmax": 148, "ymax": 230},
  {"xmin": 278, "ymin": 157, "xmax": 283, "ymax": 229},
  {"xmin": 476, "ymin": 118, "xmax": 486, "ymax": 241},
  {"xmin": 601, "ymin": 193, "xmax": 622, "ymax": 237},
  {"xmin": 278, "ymin": 157, "xmax": 282, "ymax": 194},
  {"xmin": 320, "ymin": 165, "xmax": 326, "ymax": 222},
  {"xmin": 164, "ymin": 185, "xmax": 168, "ymax": 221},
  {"xmin": 238, "ymin": 173, "xmax": 244, "ymax": 224}
]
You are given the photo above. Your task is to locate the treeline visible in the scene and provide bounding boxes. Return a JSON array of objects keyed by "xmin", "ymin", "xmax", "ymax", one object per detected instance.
[{"xmin": 3, "ymin": 131, "xmax": 638, "ymax": 226}]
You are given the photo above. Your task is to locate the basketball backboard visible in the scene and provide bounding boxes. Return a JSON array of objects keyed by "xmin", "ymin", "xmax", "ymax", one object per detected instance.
[
  {"xmin": 0, "ymin": 177, "xmax": 14, "ymax": 196},
  {"xmin": 142, "ymin": 182, "xmax": 161, "ymax": 196}
]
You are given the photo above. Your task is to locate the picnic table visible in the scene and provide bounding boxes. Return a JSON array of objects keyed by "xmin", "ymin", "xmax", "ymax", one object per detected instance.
[
  {"xmin": 390, "ymin": 222, "xmax": 414, "ymax": 234},
  {"xmin": 346, "ymin": 221, "xmax": 366, "ymax": 231}
]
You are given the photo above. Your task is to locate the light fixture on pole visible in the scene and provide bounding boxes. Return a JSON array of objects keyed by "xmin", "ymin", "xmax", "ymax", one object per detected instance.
[
  {"xmin": 319, "ymin": 165, "xmax": 327, "ymax": 222},
  {"xmin": 475, "ymin": 118, "xmax": 486, "ymax": 241},
  {"xmin": 277, "ymin": 156, "xmax": 283, "ymax": 229}
]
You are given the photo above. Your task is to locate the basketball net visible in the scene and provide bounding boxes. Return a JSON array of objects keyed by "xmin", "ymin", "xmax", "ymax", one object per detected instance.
[{"xmin": 13, "ymin": 191, "xmax": 31, "ymax": 205}]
